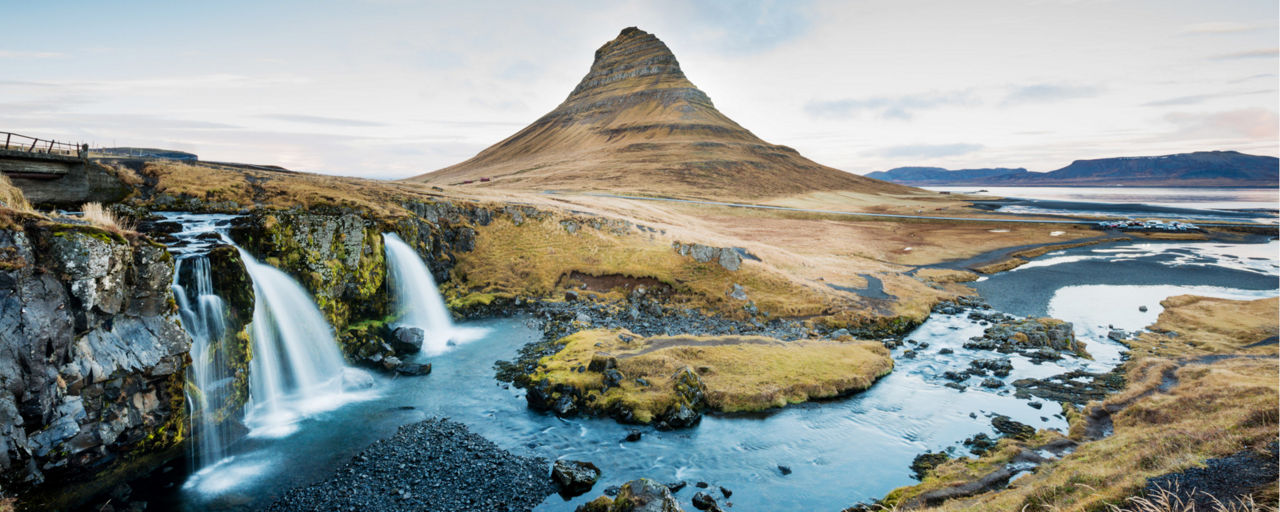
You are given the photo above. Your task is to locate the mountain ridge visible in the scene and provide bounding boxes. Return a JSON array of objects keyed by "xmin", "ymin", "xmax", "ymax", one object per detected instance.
[{"xmin": 866, "ymin": 151, "xmax": 1278, "ymax": 187}]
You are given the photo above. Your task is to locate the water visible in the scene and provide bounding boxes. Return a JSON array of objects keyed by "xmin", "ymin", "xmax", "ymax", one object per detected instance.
[
  {"xmin": 925, "ymin": 186, "xmax": 1279, "ymax": 224},
  {"xmin": 173, "ymin": 256, "xmax": 234, "ymax": 470},
  {"xmin": 149, "ymin": 234, "xmax": 1278, "ymax": 511},
  {"xmin": 158, "ymin": 213, "xmax": 377, "ymax": 496},
  {"xmin": 925, "ymin": 186, "xmax": 1279, "ymax": 211},
  {"xmin": 238, "ymin": 250, "xmax": 375, "ymax": 440},
  {"xmin": 383, "ymin": 232, "xmax": 486, "ymax": 354}
]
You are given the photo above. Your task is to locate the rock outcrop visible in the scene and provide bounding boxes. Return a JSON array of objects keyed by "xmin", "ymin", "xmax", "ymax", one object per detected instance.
[
  {"xmin": 0, "ymin": 214, "xmax": 190, "ymax": 509},
  {"xmin": 412, "ymin": 27, "xmax": 913, "ymax": 199},
  {"xmin": 577, "ymin": 478, "xmax": 685, "ymax": 512}
]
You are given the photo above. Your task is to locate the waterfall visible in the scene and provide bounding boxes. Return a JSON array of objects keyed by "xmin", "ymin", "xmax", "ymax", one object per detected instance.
[
  {"xmin": 173, "ymin": 255, "xmax": 234, "ymax": 469},
  {"xmin": 383, "ymin": 233, "xmax": 482, "ymax": 354},
  {"xmin": 163, "ymin": 213, "xmax": 375, "ymax": 489},
  {"xmin": 239, "ymin": 249, "xmax": 374, "ymax": 439}
]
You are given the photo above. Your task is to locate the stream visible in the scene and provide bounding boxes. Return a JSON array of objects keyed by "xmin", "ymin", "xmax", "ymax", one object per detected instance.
[{"xmin": 142, "ymin": 216, "xmax": 1278, "ymax": 511}]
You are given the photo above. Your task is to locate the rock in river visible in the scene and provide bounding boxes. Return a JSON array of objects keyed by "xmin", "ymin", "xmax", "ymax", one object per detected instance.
[{"xmin": 553, "ymin": 459, "xmax": 602, "ymax": 498}]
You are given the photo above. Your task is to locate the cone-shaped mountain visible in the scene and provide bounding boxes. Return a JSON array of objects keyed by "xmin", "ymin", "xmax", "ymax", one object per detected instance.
[{"xmin": 411, "ymin": 27, "xmax": 913, "ymax": 199}]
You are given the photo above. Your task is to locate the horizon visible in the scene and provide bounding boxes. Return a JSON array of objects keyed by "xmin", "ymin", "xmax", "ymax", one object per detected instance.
[{"xmin": 3, "ymin": 0, "xmax": 1278, "ymax": 179}]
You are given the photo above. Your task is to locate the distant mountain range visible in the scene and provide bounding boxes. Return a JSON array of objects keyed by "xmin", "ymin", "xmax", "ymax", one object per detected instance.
[{"xmin": 865, "ymin": 151, "xmax": 1279, "ymax": 187}]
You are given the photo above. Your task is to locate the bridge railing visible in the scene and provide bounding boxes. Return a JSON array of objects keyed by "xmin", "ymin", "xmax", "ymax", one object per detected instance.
[{"xmin": 1, "ymin": 132, "xmax": 85, "ymax": 158}]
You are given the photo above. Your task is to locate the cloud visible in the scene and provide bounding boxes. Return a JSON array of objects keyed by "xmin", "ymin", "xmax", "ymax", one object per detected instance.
[
  {"xmin": 1143, "ymin": 89, "xmax": 1273, "ymax": 107},
  {"xmin": 1180, "ymin": 22, "xmax": 1265, "ymax": 35},
  {"xmin": 804, "ymin": 90, "xmax": 975, "ymax": 120},
  {"xmin": 683, "ymin": 0, "xmax": 815, "ymax": 54},
  {"xmin": 1229, "ymin": 73, "xmax": 1279, "ymax": 84},
  {"xmin": 0, "ymin": 50, "xmax": 65, "ymax": 59},
  {"xmin": 866, "ymin": 143, "xmax": 984, "ymax": 158},
  {"xmin": 260, "ymin": 114, "xmax": 386, "ymax": 127},
  {"xmin": 1003, "ymin": 83, "xmax": 1101, "ymax": 105},
  {"xmin": 1164, "ymin": 108, "xmax": 1279, "ymax": 140},
  {"xmin": 1208, "ymin": 48, "xmax": 1279, "ymax": 61}
]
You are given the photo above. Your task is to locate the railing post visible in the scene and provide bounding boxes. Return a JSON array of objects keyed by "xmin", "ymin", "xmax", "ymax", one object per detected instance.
[{"xmin": 4, "ymin": 133, "xmax": 9, "ymax": 150}]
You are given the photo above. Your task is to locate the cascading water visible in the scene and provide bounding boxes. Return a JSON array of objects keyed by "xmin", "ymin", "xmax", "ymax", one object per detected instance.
[
  {"xmin": 159, "ymin": 213, "xmax": 375, "ymax": 494},
  {"xmin": 383, "ymin": 232, "xmax": 483, "ymax": 354},
  {"xmin": 240, "ymin": 249, "xmax": 373, "ymax": 438},
  {"xmin": 173, "ymin": 255, "xmax": 235, "ymax": 469}
]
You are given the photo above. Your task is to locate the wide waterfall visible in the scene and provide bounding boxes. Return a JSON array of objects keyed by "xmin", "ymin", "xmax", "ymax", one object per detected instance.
[
  {"xmin": 239, "ymin": 250, "xmax": 374, "ymax": 439},
  {"xmin": 383, "ymin": 233, "xmax": 482, "ymax": 354}
]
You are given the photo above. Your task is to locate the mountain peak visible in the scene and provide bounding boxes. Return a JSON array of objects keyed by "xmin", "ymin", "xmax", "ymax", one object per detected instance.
[
  {"xmin": 412, "ymin": 28, "xmax": 913, "ymax": 199},
  {"xmin": 568, "ymin": 27, "xmax": 694, "ymax": 103}
]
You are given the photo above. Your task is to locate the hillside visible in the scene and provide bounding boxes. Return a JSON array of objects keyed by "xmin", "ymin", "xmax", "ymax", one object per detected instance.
[
  {"xmin": 867, "ymin": 151, "xmax": 1279, "ymax": 187},
  {"xmin": 409, "ymin": 27, "xmax": 914, "ymax": 199},
  {"xmin": 864, "ymin": 167, "xmax": 1029, "ymax": 186}
]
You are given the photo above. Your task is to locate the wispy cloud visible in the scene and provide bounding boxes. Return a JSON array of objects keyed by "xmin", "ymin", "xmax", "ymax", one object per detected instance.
[
  {"xmin": 683, "ymin": 0, "xmax": 815, "ymax": 54},
  {"xmin": 260, "ymin": 114, "xmax": 386, "ymax": 127},
  {"xmin": 1208, "ymin": 48, "xmax": 1279, "ymax": 60},
  {"xmin": 866, "ymin": 143, "xmax": 984, "ymax": 158},
  {"xmin": 1143, "ymin": 89, "xmax": 1274, "ymax": 107},
  {"xmin": 1180, "ymin": 22, "xmax": 1267, "ymax": 35},
  {"xmin": 1164, "ymin": 108, "xmax": 1279, "ymax": 140},
  {"xmin": 0, "ymin": 50, "xmax": 65, "ymax": 59},
  {"xmin": 1002, "ymin": 83, "xmax": 1101, "ymax": 105},
  {"xmin": 804, "ymin": 90, "xmax": 975, "ymax": 120},
  {"xmin": 1229, "ymin": 73, "xmax": 1279, "ymax": 84}
]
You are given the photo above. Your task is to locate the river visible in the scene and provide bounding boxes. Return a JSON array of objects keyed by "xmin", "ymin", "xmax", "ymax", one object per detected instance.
[{"xmin": 135, "ymin": 229, "xmax": 1278, "ymax": 511}]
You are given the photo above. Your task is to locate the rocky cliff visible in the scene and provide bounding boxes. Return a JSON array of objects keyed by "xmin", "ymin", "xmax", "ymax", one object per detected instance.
[
  {"xmin": 412, "ymin": 27, "xmax": 913, "ymax": 199},
  {"xmin": 0, "ymin": 212, "xmax": 190, "ymax": 509}
]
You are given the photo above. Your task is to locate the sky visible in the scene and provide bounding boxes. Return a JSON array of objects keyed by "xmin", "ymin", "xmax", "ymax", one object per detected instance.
[{"xmin": 2, "ymin": 0, "xmax": 1277, "ymax": 179}]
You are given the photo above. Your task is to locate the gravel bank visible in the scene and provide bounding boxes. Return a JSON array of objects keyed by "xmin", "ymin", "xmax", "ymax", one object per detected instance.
[{"xmin": 266, "ymin": 418, "xmax": 554, "ymax": 512}]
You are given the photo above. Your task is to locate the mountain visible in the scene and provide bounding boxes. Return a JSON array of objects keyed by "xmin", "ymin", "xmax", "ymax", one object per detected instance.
[
  {"xmin": 867, "ymin": 151, "xmax": 1278, "ymax": 187},
  {"xmin": 864, "ymin": 167, "xmax": 1029, "ymax": 186},
  {"xmin": 409, "ymin": 27, "xmax": 913, "ymax": 199}
]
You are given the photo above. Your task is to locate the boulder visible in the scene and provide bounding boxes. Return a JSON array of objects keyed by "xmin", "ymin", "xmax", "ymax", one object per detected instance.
[
  {"xmin": 691, "ymin": 491, "xmax": 720, "ymax": 511},
  {"xmin": 391, "ymin": 326, "xmax": 425, "ymax": 354},
  {"xmin": 552, "ymin": 459, "xmax": 601, "ymax": 498}
]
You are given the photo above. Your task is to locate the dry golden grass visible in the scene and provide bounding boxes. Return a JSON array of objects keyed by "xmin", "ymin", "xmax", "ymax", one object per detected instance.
[
  {"xmin": 136, "ymin": 161, "xmax": 436, "ymax": 218},
  {"xmin": 532, "ymin": 329, "xmax": 893, "ymax": 422},
  {"xmin": 81, "ymin": 202, "xmax": 134, "ymax": 234},
  {"xmin": 0, "ymin": 174, "xmax": 31, "ymax": 212},
  {"xmin": 1109, "ymin": 483, "xmax": 1274, "ymax": 512},
  {"xmin": 879, "ymin": 295, "xmax": 1280, "ymax": 512},
  {"xmin": 449, "ymin": 213, "xmax": 862, "ymax": 320},
  {"xmin": 1127, "ymin": 296, "xmax": 1279, "ymax": 357}
]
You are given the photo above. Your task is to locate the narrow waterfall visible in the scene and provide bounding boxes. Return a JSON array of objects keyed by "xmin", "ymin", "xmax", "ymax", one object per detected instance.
[
  {"xmin": 173, "ymin": 255, "xmax": 235, "ymax": 468},
  {"xmin": 383, "ymin": 233, "xmax": 480, "ymax": 354},
  {"xmin": 239, "ymin": 249, "xmax": 373, "ymax": 438}
]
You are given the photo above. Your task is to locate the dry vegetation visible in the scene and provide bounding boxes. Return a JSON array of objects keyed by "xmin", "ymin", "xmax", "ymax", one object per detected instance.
[
  {"xmin": 0, "ymin": 174, "xmax": 30, "ymax": 212},
  {"xmin": 877, "ymin": 296, "xmax": 1279, "ymax": 511},
  {"xmin": 81, "ymin": 202, "xmax": 134, "ymax": 234},
  {"xmin": 532, "ymin": 329, "xmax": 893, "ymax": 421},
  {"xmin": 133, "ymin": 160, "xmax": 435, "ymax": 218},
  {"xmin": 447, "ymin": 212, "xmax": 939, "ymax": 323}
]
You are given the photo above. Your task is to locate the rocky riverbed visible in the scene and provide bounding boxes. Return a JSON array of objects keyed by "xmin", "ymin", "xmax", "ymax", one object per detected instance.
[{"xmin": 264, "ymin": 417, "xmax": 555, "ymax": 512}]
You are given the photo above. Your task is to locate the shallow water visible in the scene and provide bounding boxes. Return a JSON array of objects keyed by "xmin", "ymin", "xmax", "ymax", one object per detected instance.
[
  {"xmin": 925, "ymin": 186, "xmax": 1280, "ymax": 211},
  {"xmin": 140, "ymin": 234, "xmax": 1279, "ymax": 511}
]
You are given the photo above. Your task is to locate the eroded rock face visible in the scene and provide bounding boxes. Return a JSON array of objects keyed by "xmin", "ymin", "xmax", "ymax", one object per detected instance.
[
  {"xmin": 0, "ymin": 220, "xmax": 191, "ymax": 508},
  {"xmin": 672, "ymin": 242, "xmax": 742, "ymax": 272}
]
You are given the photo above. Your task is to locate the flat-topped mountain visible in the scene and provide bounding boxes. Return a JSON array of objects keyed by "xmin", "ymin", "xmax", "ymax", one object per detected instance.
[
  {"xmin": 868, "ymin": 151, "xmax": 1278, "ymax": 187},
  {"xmin": 865, "ymin": 167, "xmax": 1029, "ymax": 186},
  {"xmin": 410, "ymin": 27, "xmax": 912, "ymax": 199}
]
